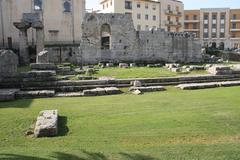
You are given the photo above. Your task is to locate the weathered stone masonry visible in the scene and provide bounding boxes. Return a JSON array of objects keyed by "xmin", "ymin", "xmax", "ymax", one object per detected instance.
[{"xmin": 78, "ymin": 13, "xmax": 203, "ymax": 64}]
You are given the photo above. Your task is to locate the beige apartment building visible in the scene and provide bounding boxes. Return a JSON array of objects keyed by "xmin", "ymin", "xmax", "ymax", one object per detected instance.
[
  {"xmin": 184, "ymin": 8, "xmax": 240, "ymax": 49},
  {"xmin": 99, "ymin": 0, "xmax": 184, "ymax": 32},
  {"xmin": 0, "ymin": 0, "xmax": 85, "ymax": 49}
]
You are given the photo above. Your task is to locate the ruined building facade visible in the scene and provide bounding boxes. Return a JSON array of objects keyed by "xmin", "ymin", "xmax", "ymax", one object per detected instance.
[{"xmin": 78, "ymin": 13, "xmax": 203, "ymax": 64}]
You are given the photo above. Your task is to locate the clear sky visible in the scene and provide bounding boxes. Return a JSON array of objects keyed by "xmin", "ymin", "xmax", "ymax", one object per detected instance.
[{"xmin": 86, "ymin": 0, "xmax": 240, "ymax": 10}]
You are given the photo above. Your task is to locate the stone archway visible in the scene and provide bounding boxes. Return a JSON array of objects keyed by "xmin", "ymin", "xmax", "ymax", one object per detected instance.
[{"xmin": 101, "ymin": 24, "xmax": 111, "ymax": 50}]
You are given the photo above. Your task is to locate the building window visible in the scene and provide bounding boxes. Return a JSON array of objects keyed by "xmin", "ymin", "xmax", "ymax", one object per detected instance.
[
  {"xmin": 145, "ymin": 14, "xmax": 149, "ymax": 20},
  {"xmin": 212, "ymin": 14, "xmax": 217, "ymax": 20},
  {"xmin": 137, "ymin": 14, "xmax": 141, "ymax": 19},
  {"xmin": 193, "ymin": 15, "xmax": 197, "ymax": 20},
  {"xmin": 185, "ymin": 15, "xmax": 189, "ymax": 20},
  {"xmin": 167, "ymin": 26, "xmax": 170, "ymax": 32},
  {"xmin": 204, "ymin": 14, "xmax": 208, "ymax": 20},
  {"xmin": 103, "ymin": 4, "xmax": 105, "ymax": 9},
  {"xmin": 221, "ymin": 14, "xmax": 225, "ymax": 20},
  {"xmin": 167, "ymin": 5, "xmax": 171, "ymax": 10},
  {"xmin": 63, "ymin": 0, "xmax": 71, "ymax": 12},
  {"xmin": 137, "ymin": 25, "xmax": 141, "ymax": 31},
  {"xmin": 185, "ymin": 23, "xmax": 189, "ymax": 29},
  {"xmin": 110, "ymin": 0, "xmax": 112, "ymax": 6},
  {"xmin": 220, "ymin": 33, "xmax": 225, "ymax": 38},
  {"xmin": 176, "ymin": 17, "xmax": 179, "ymax": 22},
  {"xmin": 176, "ymin": 6, "xmax": 179, "ymax": 12},
  {"xmin": 233, "ymin": 14, "xmax": 237, "ymax": 20},
  {"xmin": 137, "ymin": 3, "xmax": 141, "ymax": 8},
  {"xmin": 193, "ymin": 23, "xmax": 197, "ymax": 29},
  {"xmin": 153, "ymin": 15, "xmax": 156, "ymax": 21},
  {"xmin": 145, "ymin": 3, "xmax": 148, "ymax": 9},
  {"xmin": 203, "ymin": 33, "xmax": 208, "ymax": 38},
  {"xmin": 167, "ymin": 16, "xmax": 171, "ymax": 21},
  {"xmin": 152, "ymin": 4, "xmax": 156, "ymax": 10},
  {"xmin": 125, "ymin": 1, "xmax": 132, "ymax": 10},
  {"xmin": 145, "ymin": 25, "xmax": 149, "ymax": 30},
  {"xmin": 34, "ymin": 0, "xmax": 42, "ymax": 10},
  {"xmin": 232, "ymin": 23, "xmax": 237, "ymax": 29}
]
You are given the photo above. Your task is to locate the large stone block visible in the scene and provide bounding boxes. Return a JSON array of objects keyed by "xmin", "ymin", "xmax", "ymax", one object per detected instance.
[
  {"xmin": 37, "ymin": 50, "xmax": 49, "ymax": 63},
  {"xmin": 30, "ymin": 63, "xmax": 57, "ymax": 70},
  {"xmin": 208, "ymin": 65, "xmax": 232, "ymax": 75},
  {"xmin": 129, "ymin": 86, "xmax": 165, "ymax": 92},
  {"xmin": 83, "ymin": 87, "xmax": 122, "ymax": 96},
  {"xmin": 0, "ymin": 50, "xmax": 18, "ymax": 77},
  {"xmin": 34, "ymin": 110, "xmax": 58, "ymax": 137},
  {"xmin": 0, "ymin": 89, "xmax": 19, "ymax": 102}
]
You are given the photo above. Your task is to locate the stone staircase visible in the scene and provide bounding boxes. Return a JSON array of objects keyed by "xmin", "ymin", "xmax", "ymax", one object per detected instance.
[{"xmin": 2, "ymin": 71, "xmax": 240, "ymax": 100}]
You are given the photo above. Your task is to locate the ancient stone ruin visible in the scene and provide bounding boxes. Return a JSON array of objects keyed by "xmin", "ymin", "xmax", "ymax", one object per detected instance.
[
  {"xmin": 34, "ymin": 110, "xmax": 58, "ymax": 137},
  {"xmin": 0, "ymin": 50, "xmax": 18, "ymax": 77},
  {"xmin": 78, "ymin": 13, "xmax": 203, "ymax": 65},
  {"xmin": 14, "ymin": 13, "xmax": 44, "ymax": 65}
]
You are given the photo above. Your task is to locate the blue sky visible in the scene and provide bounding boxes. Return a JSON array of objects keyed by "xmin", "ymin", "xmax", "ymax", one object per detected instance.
[{"xmin": 86, "ymin": 0, "xmax": 240, "ymax": 10}]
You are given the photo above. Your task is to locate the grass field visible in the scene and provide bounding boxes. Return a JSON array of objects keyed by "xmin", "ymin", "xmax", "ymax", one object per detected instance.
[
  {"xmin": 1, "ymin": 86, "xmax": 240, "ymax": 159},
  {"xmin": 93, "ymin": 67, "xmax": 208, "ymax": 79}
]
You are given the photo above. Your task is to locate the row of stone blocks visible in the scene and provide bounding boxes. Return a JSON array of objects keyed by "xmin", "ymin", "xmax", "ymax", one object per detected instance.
[{"xmin": 176, "ymin": 81, "xmax": 240, "ymax": 90}]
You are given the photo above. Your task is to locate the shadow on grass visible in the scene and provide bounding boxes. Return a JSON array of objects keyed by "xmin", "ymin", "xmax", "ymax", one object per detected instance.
[
  {"xmin": 58, "ymin": 116, "xmax": 69, "ymax": 136},
  {"xmin": 120, "ymin": 152, "xmax": 159, "ymax": 160},
  {"xmin": 0, "ymin": 151, "xmax": 160, "ymax": 160},
  {"xmin": 0, "ymin": 154, "xmax": 48, "ymax": 160},
  {"xmin": 0, "ymin": 99, "xmax": 33, "ymax": 108}
]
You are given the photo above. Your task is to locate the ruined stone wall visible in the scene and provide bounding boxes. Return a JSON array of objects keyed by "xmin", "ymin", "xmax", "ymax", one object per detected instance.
[{"xmin": 78, "ymin": 13, "xmax": 203, "ymax": 64}]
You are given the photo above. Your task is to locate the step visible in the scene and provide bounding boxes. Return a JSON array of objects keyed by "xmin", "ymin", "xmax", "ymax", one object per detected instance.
[{"xmin": 16, "ymin": 90, "xmax": 55, "ymax": 99}]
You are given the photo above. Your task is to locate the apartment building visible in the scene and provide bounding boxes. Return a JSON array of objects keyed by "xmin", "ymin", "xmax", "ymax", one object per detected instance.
[
  {"xmin": 99, "ymin": 0, "xmax": 184, "ymax": 32},
  {"xmin": 184, "ymin": 8, "xmax": 240, "ymax": 49}
]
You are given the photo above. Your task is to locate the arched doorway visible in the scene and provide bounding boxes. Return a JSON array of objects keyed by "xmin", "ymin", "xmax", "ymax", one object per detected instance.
[
  {"xmin": 219, "ymin": 42, "xmax": 224, "ymax": 50},
  {"xmin": 211, "ymin": 42, "xmax": 217, "ymax": 49},
  {"xmin": 101, "ymin": 24, "xmax": 111, "ymax": 50}
]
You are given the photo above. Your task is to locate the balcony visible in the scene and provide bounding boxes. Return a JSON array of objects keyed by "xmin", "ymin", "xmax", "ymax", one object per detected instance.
[
  {"xmin": 165, "ymin": 9, "xmax": 182, "ymax": 16},
  {"xmin": 184, "ymin": 20, "xmax": 200, "ymax": 23},
  {"xmin": 230, "ymin": 28, "xmax": 240, "ymax": 32},
  {"xmin": 165, "ymin": 21, "xmax": 182, "ymax": 26},
  {"xmin": 184, "ymin": 28, "xmax": 200, "ymax": 32},
  {"xmin": 231, "ymin": 19, "xmax": 240, "ymax": 22}
]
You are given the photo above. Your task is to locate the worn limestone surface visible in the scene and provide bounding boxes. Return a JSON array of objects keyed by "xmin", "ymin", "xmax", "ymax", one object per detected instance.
[
  {"xmin": 34, "ymin": 110, "xmax": 58, "ymax": 137},
  {"xmin": 83, "ymin": 87, "xmax": 122, "ymax": 96},
  {"xmin": 0, "ymin": 50, "xmax": 18, "ymax": 77},
  {"xmin": 30, "ymin": 63, "xmax": 57, "ymax": 70},
  {"xmin": 129, "ymin": 86, "xmax": 166, "ymax": 92},
  {"xmin": 0, "ymin": 89, "xmax": 20, "ymax": 102},
  {"xmin": 37, "ymin": 50, "xmax": 49, "ymax": 63},
  {"xmin": 79, "ymin": 13, "xmax": 203, "ymax": 64},
  {"xmin": 176, "ymin": 81, "xmax": 240, "ymax": 90},
  {"xmin": 208, "ymin": 65, "xmax": 233, "ymax": 75}
]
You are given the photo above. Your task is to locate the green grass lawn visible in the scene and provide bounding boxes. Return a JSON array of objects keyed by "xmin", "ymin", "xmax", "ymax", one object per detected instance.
[
  {"xmin": 93, "ymin": 67, "xmax": 208, "ymax": 79},
  {"xmin": 1, "ymin": 87, "xmax": 240, "ymax": 159}
]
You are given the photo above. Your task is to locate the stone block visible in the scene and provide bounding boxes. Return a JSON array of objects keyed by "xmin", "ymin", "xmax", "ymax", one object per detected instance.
[
  {"xmin": 30, "ymin": 63, "xmax": 57, "ymax": 70},
  {"xmin": 129, "ymin": 86, "xmax": 165, "ymax": 92},
  {"xmin": 208, "ymin": 65, "xmax": 232, "ymax": 75},
  {"xmin": 132, "ymin": 80, "xmax": 142, "ymax": 87},
  {"xmin": 16, "ymin": 90, "xmax": 55, "ymax": 99},
  {"xmin": 83, "ymin": 87, "xmax": 122, "ymax": 96},
  {"xmin": 106, "ymin": 63, "xmax": 114, "ymax": 67},
  {"xmin": 0, "ymin": 89, "xmax": 19, "ymax": 102},
  {"xmin": 0, "ymin": 50, "xmax": 18, "ymax": 77},
  {"xmin": 34, "ymin": 110, "xmax": 58, "ymax": 137},
  {"xmin": 37, "ymin": 50, "xmax": 49, "ymax": 63},
  {"xmin": 119, "ymin": 63, "xmax": 129, "ymax": 68}
]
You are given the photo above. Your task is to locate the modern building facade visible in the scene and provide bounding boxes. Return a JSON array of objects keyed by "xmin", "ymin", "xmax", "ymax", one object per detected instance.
[
  {"xmin": 99, "ymin": 0, "xmax": 184, "ymax": 32},
  {"xmin": 184, "ymin": 8, "xmax": 240, "ymax": 49},
  {"xmin": 0, "ymin": 0, "xmax": 85, "ymax": 49}
]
